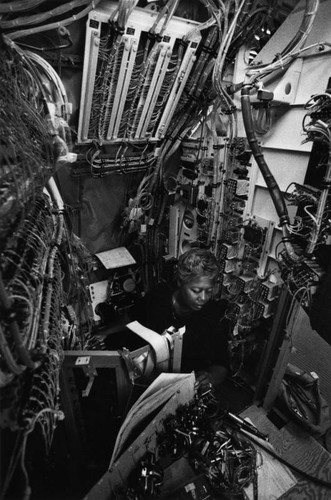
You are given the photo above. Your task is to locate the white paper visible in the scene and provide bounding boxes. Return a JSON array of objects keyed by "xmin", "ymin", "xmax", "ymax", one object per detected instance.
[
  {"xmin": 95, "ymin": 247, "xmax": 136, "ymax": 269},
  {"xmin": 110, "ymin": 372, "xmax": 195, "ymax": 466}
]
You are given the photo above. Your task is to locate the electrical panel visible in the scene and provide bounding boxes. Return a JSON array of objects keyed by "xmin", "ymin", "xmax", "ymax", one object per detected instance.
[{"xmin": 77, "ymin": 1, "xmax": 201, "ymax": 144}]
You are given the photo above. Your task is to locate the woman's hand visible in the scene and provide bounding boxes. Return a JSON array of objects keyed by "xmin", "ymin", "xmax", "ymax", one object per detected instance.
[
  {"xmin": 195, "ymin": 370, "xmax": 214, "ymax": 390},
  {"xmin": 195, "ymin": 365, "xmax": 228, "ymax": 390}
]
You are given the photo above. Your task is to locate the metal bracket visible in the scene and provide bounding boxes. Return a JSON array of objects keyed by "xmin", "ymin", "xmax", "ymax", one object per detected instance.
[{"xmin": 81, "ymin": 364, "xmax": 98, "ymax": 397}]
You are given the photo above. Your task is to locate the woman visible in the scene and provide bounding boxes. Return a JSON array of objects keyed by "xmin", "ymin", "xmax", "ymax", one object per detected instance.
[{"xmin": 133, "ymin": 248, "xmax": 230, "ymax": 388}]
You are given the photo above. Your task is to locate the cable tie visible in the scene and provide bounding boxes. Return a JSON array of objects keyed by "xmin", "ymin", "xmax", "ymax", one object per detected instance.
[
  {"xmin": 179, "ymin": 38, "xmax": 189, "ymax": 48},
  {"xmin": 279, "ymin": 215, "xmax": 290, "ymax": 225},
  {"xmin": 201, "ymin": 44, "xmax": 213, "ymax": 54},
  {"xmin": 147, "ymin": 31, "xmax": 156, "ymax": 40},
  {"xmin": 114, "ymin": 22, "xmax": 125, "ymax": 35}
]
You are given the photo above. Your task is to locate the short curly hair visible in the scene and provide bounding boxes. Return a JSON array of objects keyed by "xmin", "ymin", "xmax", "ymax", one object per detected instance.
[{"xmin": 177, "ymin": 249, "xmax": 220, "ymax": 284}]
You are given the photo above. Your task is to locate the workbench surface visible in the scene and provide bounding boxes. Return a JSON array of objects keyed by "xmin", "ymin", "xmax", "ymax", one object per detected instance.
[{"xmin": 241, "ymin": 405, "xmax": 331, "ymax": 499}]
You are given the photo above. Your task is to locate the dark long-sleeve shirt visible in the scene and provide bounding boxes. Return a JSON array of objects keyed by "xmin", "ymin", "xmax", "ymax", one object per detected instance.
[{"xmin": 132, "ymin": 283, "xmax": 230, "ymax": 373}]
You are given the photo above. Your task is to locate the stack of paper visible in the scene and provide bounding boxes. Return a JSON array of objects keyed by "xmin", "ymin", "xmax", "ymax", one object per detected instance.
[{"xmin": 110, "ymin": 372, "xmax": 195, "ymax": 467}]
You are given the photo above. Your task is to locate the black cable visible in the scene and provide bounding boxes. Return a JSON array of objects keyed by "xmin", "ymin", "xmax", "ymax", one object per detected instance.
[
  {"xmin": 241, "ymin": 85, "xmax": 289, "ymax": 225},
  {"xmin": 236, "ymin": 426, "xmax": 331, "ymax": 489}
]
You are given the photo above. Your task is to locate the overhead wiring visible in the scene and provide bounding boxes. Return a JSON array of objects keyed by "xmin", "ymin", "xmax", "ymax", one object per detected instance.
[
  {"xmin": 0, "ymin": 34, "xmax": 82, "ymax": 499},
  {"xmin": 0, "ymin": 0, "xmax": 47, "ymax": 14},
  {"xmin": 1, "ymin": 0, "xmax": 94, "ymax": 30},
  {"xmin": 279, "ymin": 0, "xmax": 319, "ymax": 56},
  {"xmin": 212, "ymin": 0, "xmax": 247, "ymax": 98},
  {"xmin": 241, "ymin": 83, "xmax": 302, "ymax": 263},
  {"xmin": 149, "ymin": 0, "xmax": 179, "ymax": 38},
  {"xmin": 23, "ymin": 49, "xmax": 72, "ymax": 123},
  {"xmin": 244, "ymin": 0, "xmax": 321, "ymax": 84},
  {"xmin": 90, "ymin": 0, "xmax": 140, "ymax": 140},
  {"xmin": 182, "ymin": 16, "xmax": 216, "ymax": 44},
  {"xmin": 7, "ymin": 0, "xmax": 103, "ymax": 40},
  {"xmin": 301, "ymin": 91, "xmax": 331, "ymax": 254},
  {"xmin": 232, "ymin": 0, "xmax": 322, "ymax": 263}
]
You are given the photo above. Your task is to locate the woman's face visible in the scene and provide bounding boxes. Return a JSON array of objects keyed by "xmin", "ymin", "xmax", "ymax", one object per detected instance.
[{"xmin": 178, "ymin": 275, "xmax": 215, "ymax": 312}]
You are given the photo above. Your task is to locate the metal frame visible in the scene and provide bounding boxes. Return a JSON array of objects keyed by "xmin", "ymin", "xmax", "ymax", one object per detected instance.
[{"xmin": 61, "ymin": 350, "xmax": 131, "ymax": 413}]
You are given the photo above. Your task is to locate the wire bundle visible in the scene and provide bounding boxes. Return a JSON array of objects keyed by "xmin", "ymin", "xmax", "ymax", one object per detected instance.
[
  {"xmin": 86, "ymin": 0, "xmax": 139, "ymax": 140},
  {"xmin": 0, "ymin": 196, "xmax": 54, "ymax": 379},
  {"xmin": 147, "ymin": 0, "xmax": 281, "ymax": 193},
  {"xmin": 97, "ymin": 34, "xmax": 126, "ymax": 140},
  {"xmin": 0, "ymin": 342, "xmax": 64, "ymax": 500},
  {"xmin": 2, "ymin": 0, "xmax": 103, "ymax": 40},
  {"xmin": 301, "ymin": 92, "xmax": 331, "ymax": 254},
  {"xmin": 303, "ymin": 93, "xmax": 331, "ymax": 146},
  {"xmin": 0, "ymin": 35, "xmax": 75, "ymax": 500},
  {"xmin": 0, "ymin": 37, "xmax": 55, "ymax": 244},
  {"xmin": 245, "ymin": 0, "xmax": 320, "ymax": 84}
]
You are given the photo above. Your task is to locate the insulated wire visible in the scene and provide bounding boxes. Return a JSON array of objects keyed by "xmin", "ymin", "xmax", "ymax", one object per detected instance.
[
  {"xmin": 302, "ymin": 93, "xmax": 331, "ymax": 253},
  {"xmin": 164, "ymin": 27, "xmax": 218, "ymax": 153},
  {"xmin": 96, "ymin": 23, "xmax": 124, "ymax": 139},
  {"xmin": 147, "ymin": 53, "xmax": 180, "ymax": 136},
  {"xmin": 98, "ymin": 0, "xmax": 139, "ymax": 138},
  {"xmin": 149, "ymin": 0, "xmax": 179, "ymax": 37},
  {"xmin": 125, "ymin": 0, "xmax": 178, "ymax": 137},
  {"xmin": 125, "ymin": 38, "xmax": 159, "ymax": 137},
  {"xmin": 241, "ymin": 84, "xmax": 302, "ymax": 263},
  {"xmin": 24, "ymin": 50, "xmax": 70, "ymax": 117},
  {"xmin": 8, "ymin": 1, "xmax": 103, "ymax": 40},
  {"xmin": 229, "ymin": 3, "xmax": 271, "ymax": 54},
  {"xmin": 0, "ymin": 0, "xmax": 47, "ymax": 13},
  {"xmin": 128, "ymin": 48, "xmax": 159, "ymax": 137},
  {"xmin": 245, "ymin": 0, "xmax": 320, "ymax": 83},
  {"xmin": 100, "ymin": 44, "xmax": 124, "ymax": 139},
  {"xmin": 1, "ymin": 0, "xmax": 93, "ymax": 30},
  {"xmin": 279, "ymin": 0, "xmax": 319, "ymax": 56},
  {"xmin": 212, "ymin": 0, "xmax": 247, "ymax": 97},
  {"xmin": 183, "ymin": 16, "xmax": 217, "ymax": 43}
]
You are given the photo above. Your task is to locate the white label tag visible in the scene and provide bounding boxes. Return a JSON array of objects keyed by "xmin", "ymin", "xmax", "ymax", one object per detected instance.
[{"xmin": 75, "ymin": 356, "xmax": 90, "ymax": 366}]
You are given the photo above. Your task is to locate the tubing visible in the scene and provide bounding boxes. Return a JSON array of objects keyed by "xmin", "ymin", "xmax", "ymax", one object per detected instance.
[
  {"xmin": 241, "ymin": 85, "xmax": 289, "ymax": 223},
  {"xmin": 1, "ymin": 0, "xmax": 92, "ymax": 30},
  {"xmin": 0, "ymin": 0, "xmax": 47, "ymax": 14},
  {"xmin": 8, "ymin": 1, "xmax": 102, "ymax": 40},
  {"xmin": 245, "ymin": 0, "xmax": 320, "ymax": 83},
  {"xmin": 280, "ymin": 0, "xmax": 319, "ymax": 57},
  {"xmin": 241, "ymin": 85, "xmax": 302, "ymax": 261}
]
